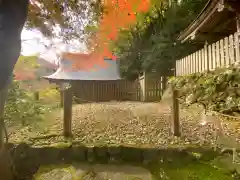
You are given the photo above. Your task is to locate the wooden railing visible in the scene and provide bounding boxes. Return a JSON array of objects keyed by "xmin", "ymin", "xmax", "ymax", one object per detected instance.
[{"xmin": 176, "ymin": 32, "xmax": 240, "ymax": 76}]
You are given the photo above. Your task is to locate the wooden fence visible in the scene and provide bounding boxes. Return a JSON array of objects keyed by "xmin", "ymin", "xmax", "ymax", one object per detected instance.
[
  {"xmin": 136, "ymin": 73, "xmax": 167, "ymax": 102},
  {"xmin": 72, "ymin": 80, "xmax": 138, "ymax": 102},
  {"xmin": 176, "ymin": 32, "xmax": 240, "ymax": 76},
  {"xmin": 70, "ymin": 74, "xmax": 167, "ymax": 103}
]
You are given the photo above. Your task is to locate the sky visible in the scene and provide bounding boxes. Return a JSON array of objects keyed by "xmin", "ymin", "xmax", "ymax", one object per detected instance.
[{"xmin": 21, "ymin": 29, "xmax": 87, "ymax": 64}]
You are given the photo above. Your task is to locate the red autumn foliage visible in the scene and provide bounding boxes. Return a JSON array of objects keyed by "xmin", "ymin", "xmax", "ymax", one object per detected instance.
[{"xmin": 66, "ymin": 0, "xmax": 150, "ymax": 70}]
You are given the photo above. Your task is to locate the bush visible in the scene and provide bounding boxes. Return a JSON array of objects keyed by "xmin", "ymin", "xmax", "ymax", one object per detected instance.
[
  {"xmin": 168, "ymin": 67, "xmax": 240, "ymax": 116},
  {"xmin": 5, "ymin": 80, "xmax": 48, "ymax": 126}
]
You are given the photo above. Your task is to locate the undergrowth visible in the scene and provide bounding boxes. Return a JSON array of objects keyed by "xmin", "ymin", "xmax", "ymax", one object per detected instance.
[
  {"xmin": 168, "ymin": 66, "xmax": 240, "ymax": 116},
  {"xmin": 5, "ymin": 80, "xmax": 60, "ymax": 126}
]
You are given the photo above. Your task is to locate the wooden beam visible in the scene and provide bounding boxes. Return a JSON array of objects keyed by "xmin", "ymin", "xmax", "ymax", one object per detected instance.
[
  {"xmin": 63, "ymin": 84, "xmax": 73, "ymax": 137},
  {"xmin": 236, "ymin": 15, "xmax": 240, "ymax": 33},
  {"xmin": 198, "ymin": 31, "xmax": 233, "ymax": 38}
]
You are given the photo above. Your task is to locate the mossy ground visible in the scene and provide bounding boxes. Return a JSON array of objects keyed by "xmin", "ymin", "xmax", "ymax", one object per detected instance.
[
  {"xmin": 6, "ymin": 100, "xmax": 240, "ymax": 180},
  {"xmin": 13, "ymin": 140, "xmax": 237, "ymax": 180}
]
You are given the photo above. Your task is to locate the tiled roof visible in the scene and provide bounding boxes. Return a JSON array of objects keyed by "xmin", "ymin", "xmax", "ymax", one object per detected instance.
[{"xmin": 44, "ymin": 52, "xmax": 121, "ymax": 80}]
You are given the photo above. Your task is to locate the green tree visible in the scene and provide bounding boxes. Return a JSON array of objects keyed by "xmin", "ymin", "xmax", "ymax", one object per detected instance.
[{"xmin": 109, "ymin": 0, "xmax": 207, "ymax": 80}]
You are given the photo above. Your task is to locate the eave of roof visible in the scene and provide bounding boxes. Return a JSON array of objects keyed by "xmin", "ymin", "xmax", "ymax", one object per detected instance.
[
  {"xmin": 43, "ymin": 58, "xmax": 121, "ymax": 81},
  {"xmin": 177, "ymin": 0, "xmax": 222, "ymax": 42}
]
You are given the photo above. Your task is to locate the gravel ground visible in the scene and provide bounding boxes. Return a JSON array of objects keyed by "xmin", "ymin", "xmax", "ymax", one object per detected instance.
[{"xmin": 8, "ymin": 100, "xmax": 240, "ymax": 149}]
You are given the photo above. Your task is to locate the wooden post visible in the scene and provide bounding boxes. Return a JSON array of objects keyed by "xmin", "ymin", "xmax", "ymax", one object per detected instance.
[
  {"xmin": 144, "ymin": 72, "xmax": 147, "ymax": 102},
  {"xmin": 63, "ymin": 85, "xmax": 72, "ymax": 137},
  {"xmin": 60, "ymin": 90, "xmax": 63, "ymax": 108},
  {"xmin": 34, "ymin": 91, "xmax": 39, "ymax": 101},
  {"xmin": 172, "ymin": 86, "xmax": 180, "ymax": 136}
]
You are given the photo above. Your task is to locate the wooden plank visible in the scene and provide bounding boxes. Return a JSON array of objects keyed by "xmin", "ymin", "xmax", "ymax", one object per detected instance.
[
  {"xmin": 216, "ymin": 40, "xmax": 220, "ymax": 68},
  {"xmin": 189, "ymin": 54, "xmax": 192, "ymax": 73},
  {"xmin": 212, "ymin": 43, "xmax": 216, "ymax": 70},
  {"xmin": 191, "ymin": 54, "xmax": 193, "ymax": 73},
  {"xmin": 220, "ymin": 39, "xmax": 225, "ymax": 67},
  {"xmin": 198, "ymin": 50, "xmax": 202, "ymax": 72},
  {"xmin": 194, "ymin": 52, "xmax": 197, "ymax": 72},
  {"xmin": 183, "ymin": 58, "xmax": 186, "ymax": 75},
  {"xmin": 192, "ymin": 52, "xmax": 196, "ymax": 73},
  {"xmin": 179, "ymin": 60, "xmax": 182, "ymax": 76},
  {"xmin": 185, "ymin": 57, "xmax": 188, "ymax": 74},
  {"xmin": 208, "ymin": 45, "xmax": 212, "ymax": 70},
  {"xmin": 204, "ymin": 45, "xmax": 208, "ymax": 71},
  {"xmin": 201, "ymin": 49, "xmax": 205, "ymax": 72},
  {"xmin": 195, "ymin": 52, "xmax": 198, "ymax": 72},
  {"xmin": 235, "ymin": 32, "xmax": 240, "ymax": 65},
  {"xmin": 229, "ymin": 34, "xmax": 235, "ymax": 65},
  {"xmin": 176, "ymin": 61, "xmax": 179, "ymax": 76},
  {"xmin": 188, "ymin": 55, "xmax": 191, "ymax": 74},
  {"xmin": 179, "ymin": 59, "xmax": 183, "ymax": 76},
  {"xmin": 225, "ymin": 36, "xmax": 230, "ymax": 67},
  {"xmin": 181, "ymin": 58, "xmax": 184, "ymax": 75}
]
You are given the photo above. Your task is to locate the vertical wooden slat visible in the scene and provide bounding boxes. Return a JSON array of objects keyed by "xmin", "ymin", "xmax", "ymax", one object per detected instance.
[
  {"xmin": 193, "ymin": 52, "xmax": 196, "ymax": 73},
  {"xmin": 178, "ymin": 60, "xmax": 181, "ymax": 76},
  {"xmin": 201, "ymin": 49, "xmax": 205, "ymax": 72},
  {"xmin": 185, "ymin": 57, "xmax": 187, "ymax": 75},
  {"xmin": 180, "ymin": 60, "xmax": 182, "ymax": 75},
  {"xmin": 185, "ymin": 56, "xmax": 188, "ymax": 74},
  {"xmin": 216, "ymin": 40, "xmax": 220, "ymax": 68},
  {"xmin": 191, "ymin": 53, "xmax": 194, "ymax": 73},
  {"xmin": 198, "ymin": 50, "xmax": 201, "ymax": 72},
  {"xmin": 201, "ymin": 49, "xmax": 204, "ymax": 72},
  {"xmin": 212, "ymin": 43, "xmax": 216, "ymax": 70},
  {"xmin": 190, "ymin": 54, "xmax": 193, "ymax": 73},
  {"xmin": 235, "ymin": 32, "xmax": 240, "ymax": 65},
  {"xmin": 220, "ymin": 39, "xmax": 225, "ymax": 67},
  {"xmin": 195, "ymin": 51, "xmax": 198, "ymax": 72},
  {"xmin": 182, "ymin": 58, "xmax": 186, "ymax": 75},
  {"xmin": 176, "ymin": 61, "xmax": 179, "ymax": 76},
  {"xmin": 229, "ymin": 34, "xmax": 235, "ymax": 65},
  {"xmin": 180, "ymin": 59, "xmax": 184, "ymax": 76},
  {"xmin": 225, "ymin": 36, "xmax": 230, "ymax": 67},
  {"xmin": 198, "ymin": 50, "xmax": 202, "ymax": 72},
  {"xmin": 183, "ymin": 58, "xmax": 185, "ymax": 75},
  {"xmin": 208, "ymin": 45, "xmax": 212, "ymax": 70},
  {"xmin": 204, "ymin": 44, "xmax": 208, "ymax": 71},
  {"xmin": 186, "ymin": 56, "xmax": 189, "ymax": 74}
]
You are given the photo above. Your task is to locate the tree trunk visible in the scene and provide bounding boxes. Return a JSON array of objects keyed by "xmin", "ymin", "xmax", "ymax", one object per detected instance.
[
  {"xmin": 0, "ymin": 77, "xmax": 13, "ymax": 180},
  {"xmin": 0, "ymin": 0, "xmax": 29, "ymax": 90},
  {"xmin": 0, "ymin": 1, "xmax": 29, "ymax": 179}
]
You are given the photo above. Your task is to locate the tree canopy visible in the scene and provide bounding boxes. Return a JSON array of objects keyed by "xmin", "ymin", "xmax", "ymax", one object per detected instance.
[
  {"xmin": 27, "ymin": 0, "xmax": 101, "ymax": 41},
  {"xmin": 105, "ymin": 0, "xmax": 208, "ymax": 80}
]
